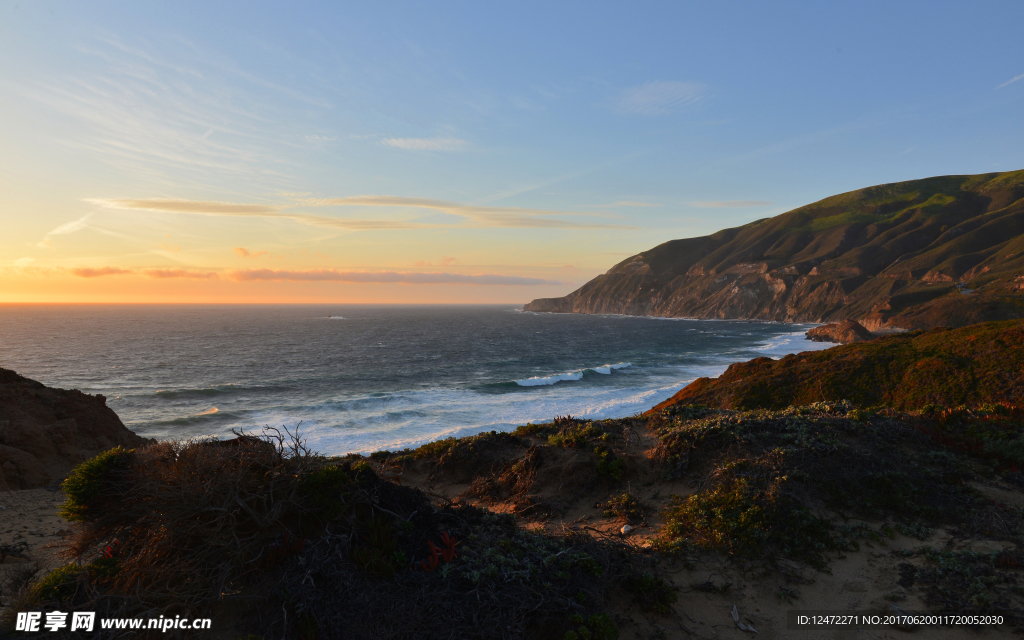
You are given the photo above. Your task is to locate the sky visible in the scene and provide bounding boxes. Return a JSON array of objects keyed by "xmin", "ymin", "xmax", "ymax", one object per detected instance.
[{"xmin": 1, "ymin": 1, "xmax": 1022, "ymax": 303}]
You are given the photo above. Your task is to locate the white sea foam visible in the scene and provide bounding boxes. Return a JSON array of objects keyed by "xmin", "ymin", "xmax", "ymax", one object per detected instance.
[
  {"xmin": 753, "ymin": 329, "xmax": 834, "ymax": 357},
  {"xmin": 515, "ymin": 362, "xmax": 631, "ymax": 386},
  {"xmin": 593, "ymin": 362, "xmax": 632, "ymax": 374},
  {"xmin": 516, "ymin": 370, "xmax": 585, "ymax": 386},
  {"xmin": 259, "ymin": 369, "xmax": 704, "ymax": 456}
]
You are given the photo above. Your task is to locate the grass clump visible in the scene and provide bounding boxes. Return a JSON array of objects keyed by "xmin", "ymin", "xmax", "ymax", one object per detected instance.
[
  {"xmin": 601, "ymin": 491, "xmax": 646, "ymax": 524},
  {"xmin": 625, "ymin": 572, "xmax": 677, "ymax": 613},
  {"xmin": 32, "ymin": 564, "xmax": 83, "ymax": 602},
  {"xmin": 563, "ymin": 613, "xmax": 618, "ymax": 640},
  {"xmin": 58, "ymin": 446, "xmax": 134, "ymax": 521},
  {"xmin": 594, "ymin": 445, "xmax": 624, "ymax": 481},
  {"xmin": 298, "ymin": 464, "xmax": 353, "ymax": 522},
  {"xmin": 548, "ymin": 421, "xmax": 603, "ymax": 449}
]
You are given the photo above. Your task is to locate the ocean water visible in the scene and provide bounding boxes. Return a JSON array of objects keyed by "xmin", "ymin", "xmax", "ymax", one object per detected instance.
[{"xmin": 0, "ymin": 305, "xmax": 832, "ymax": 454}]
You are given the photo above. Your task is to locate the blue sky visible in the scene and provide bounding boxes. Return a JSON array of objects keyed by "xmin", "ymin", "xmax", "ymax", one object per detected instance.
[{"xmin": 1, "ymin": 1, "xmax": 1022, "ymax": 302}]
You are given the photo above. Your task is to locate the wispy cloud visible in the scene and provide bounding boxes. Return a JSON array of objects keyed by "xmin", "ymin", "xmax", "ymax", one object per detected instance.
[
  {"xmin": 381, "ymin": 137, "xmax": 468, "ymax": 151},
  {"xmin": 233, "ymin": 247, "xmax": 268, "ymax": 258},
  {"xmin": 93, "ymin": 197, "xmax": 633, "ymax": 230},
  {"xmin": 71, "ymin": 266, "xmax": 133, "ymax": 278},
  {"xmin": 68, "ymin": 266, "xmax": 218, "ymax": 279},
  {"xmin": 90, "ymin": 198, "xmax": 431, "ymax": 230},
  {"xmin": 691, "ymin": 200, "xmax": 772, "ymax": 208},
  {"xmin": 16, "ymin": 36, "xmax": 318, "ymax": 195},
  {"xmin": 592, "ymin": 201, "xmax": 662, "ymax": 208},
  {"xmin": 13, "ymin": 258, "xmax": 36, "ymax": 266},
  {"xmin": 614, "ymin": 81, "xmax": 705, "ymax": 116},
  {"xmin": 143, "ymin": 268, "xmax": 218, "ymax": 279},
  {"xmin": 38, "ymin": 214, "xmax": 93, "ymax": 247},
  {"xmin": 996, "ymin": 72, "xmax": 1024, "ymax": 89},
  {"xmin": 312, "ymin": 196, "xmax": 632, "ymax": 229},
  {"xmin": 227, "ymin": 269, "xmax": 561, "ymax": 285},
  {"xmin": 96, "ymin": 199, "xmax": 278, "ymax": 215}
]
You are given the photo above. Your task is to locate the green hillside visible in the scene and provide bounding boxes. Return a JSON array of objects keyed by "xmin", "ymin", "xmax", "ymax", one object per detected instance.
[
  {"xmin": 526, "ymin": 170, "xmax": 1024, "ymax": 330},
  {"xmin": 649, "ymin": 319, "xmax": 1024, "ymax": 411}
]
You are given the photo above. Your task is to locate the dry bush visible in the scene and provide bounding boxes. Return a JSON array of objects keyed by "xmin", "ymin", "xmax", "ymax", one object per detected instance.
[
  {"xmin": 2, "ymin": 428, "xmax": 659, "ymax": 640},
  {"xmin": 59, "ymin": 430, "xmax": 317, "ymax": 611}
]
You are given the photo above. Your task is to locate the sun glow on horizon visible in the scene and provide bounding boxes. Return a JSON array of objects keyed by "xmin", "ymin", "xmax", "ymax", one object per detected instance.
[{"xmin": 2, "ymin": 3, "xmax": 1021, "ymax": 304}]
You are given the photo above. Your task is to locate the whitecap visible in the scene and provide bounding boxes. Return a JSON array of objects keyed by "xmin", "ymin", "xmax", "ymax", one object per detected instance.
[
  {"xmin": 593, "ymin": 362, "xmax": 632, "ymax": 374},
  {"xmin": 515, "ymin": 362, "xmax": 631, "ymax": 386},
  {"xmin": 515, "ymin": 370, "xmax": 585, "ymax": 386}
]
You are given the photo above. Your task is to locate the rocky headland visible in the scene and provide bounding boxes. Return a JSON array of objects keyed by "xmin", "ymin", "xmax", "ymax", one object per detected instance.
[
  {"xmin": 526, "ymin": 170, "xmax": 1024, "ymax": 332},
  {"xmin": 805, "ymin": 318, "xmax": 875, "ymax": 343},
  {"xmin": 0, "ymin": 367, "xmax": 151, "ymax": 491}
]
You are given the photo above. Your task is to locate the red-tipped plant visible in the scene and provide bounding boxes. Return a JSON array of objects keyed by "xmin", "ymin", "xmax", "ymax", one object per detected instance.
[
  {"xmin": 419, "ymin": 534, "xmax": 460, "ymax": 571},
  {"xmin": 103, "ymin": 539, "xmax": 120, "ymax": 559},
  {"xmin": 419, "ymin": 543, "xmax": 440, "ymax": 571},
  {"xmin": 439, "ymin": 531, "xmax": 460, "ymax": 562}
]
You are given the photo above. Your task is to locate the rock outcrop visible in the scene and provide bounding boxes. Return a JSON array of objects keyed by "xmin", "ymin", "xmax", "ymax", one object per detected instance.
[
  {"xmin": 0, "ymin": 367, "xmax": 151, "ymax": 490},
  {"xmin": 806, "ymin": 319, "xmax": 875, "ymax": 344},
  {"xmin": 526, "ymin": 170, "xmax": 1024, "ymax": 331}
]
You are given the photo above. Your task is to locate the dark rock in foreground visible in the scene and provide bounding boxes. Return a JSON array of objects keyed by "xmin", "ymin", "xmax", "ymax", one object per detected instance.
[
  {"xmin": 806, "ymin": 319, "xmax": 875, "ymax": 344},
  {"xmin": 0, "ymin": 368, "xmax": 151, "ymax": 490}
]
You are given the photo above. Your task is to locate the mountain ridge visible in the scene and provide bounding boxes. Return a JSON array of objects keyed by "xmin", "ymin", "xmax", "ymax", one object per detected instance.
[{"xmin": 525, "ymin": 170, "xmax": 1024, "ymax": 330}]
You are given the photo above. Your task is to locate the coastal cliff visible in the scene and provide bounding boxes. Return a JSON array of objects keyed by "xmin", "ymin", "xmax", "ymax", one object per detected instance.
[
  {"xmin": 0, "ymin": 367, "xmax": 151, "ymax": 490},
  {"xmin": 526, "ymin": 170, "xmax": 1024, "ymax": 331}
]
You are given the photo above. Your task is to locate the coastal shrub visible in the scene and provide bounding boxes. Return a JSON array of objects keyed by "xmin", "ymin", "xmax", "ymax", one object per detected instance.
[
  {"xmin": 985, "ymin": 435, "xmax": 1024, "ymax": 466},
  {"xmin": 658, "ymin": 455, "xmax": 836, "ymax": 569},
  {"xmin": 911, "ymin": 548, "xmax": 1024, "ymax": 628},
  {"xmin": 271, "ymin": 504, "xmax": 637, "ymax": 640},
  {"xmin": 350, "ymin": 515, "xmax": 403, "ymax": 577},
  {"xmin": 32, "ymin": 564, "xmax": 84, "ymax": 602},
  {"xmin": 513, "ymin": 422, "xmax": 551, "ymax": 437},
  {"xmin": 299, "ymin": 464, "xmax": 353, "ymax": 522},
  {"xmin": 86, "ymin": 557, "xmax": 121, "ymax": 582},
  {"xmin": 29, "ymin": 427, "xmax": 646, "ymax": 640},
  {"xmin": 601, "ymin": 491, "xmax": 645, "ymax": 524},
  {"xmin": 47, "ymin": 431, "xmax": 330, "ymax": 617},
  {"xmin": 594, "ymin": 445, "xmax": 624, "ymax": 480},
  {"xmin": 653, "ymin": 403, "xmax": 1024, "ymax": 569},
  {"xmin": 563, "ymin": 613, "xmax": 619, "ymax": 640},
  {"xmin": 625, "ymin": 572, "xmax": 677, "ymax": 613},
  {"xmin": 549, "ymin": 421, "xmax": 602, "ymax": 449},
  {"xmin": 58, "ymin": 446, "xmax": 134, "ymax": 521}
]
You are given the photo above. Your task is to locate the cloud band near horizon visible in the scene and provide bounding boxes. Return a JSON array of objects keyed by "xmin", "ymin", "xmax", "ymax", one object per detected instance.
[{"xmin": 68, "ymin": 266, "xmax": 562, "ymax": 285}]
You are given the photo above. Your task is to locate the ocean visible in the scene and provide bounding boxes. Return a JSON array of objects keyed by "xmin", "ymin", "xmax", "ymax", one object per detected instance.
[{"xmin": 0, "ymin": 305, "xmax": 832, "ymax": 454}]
